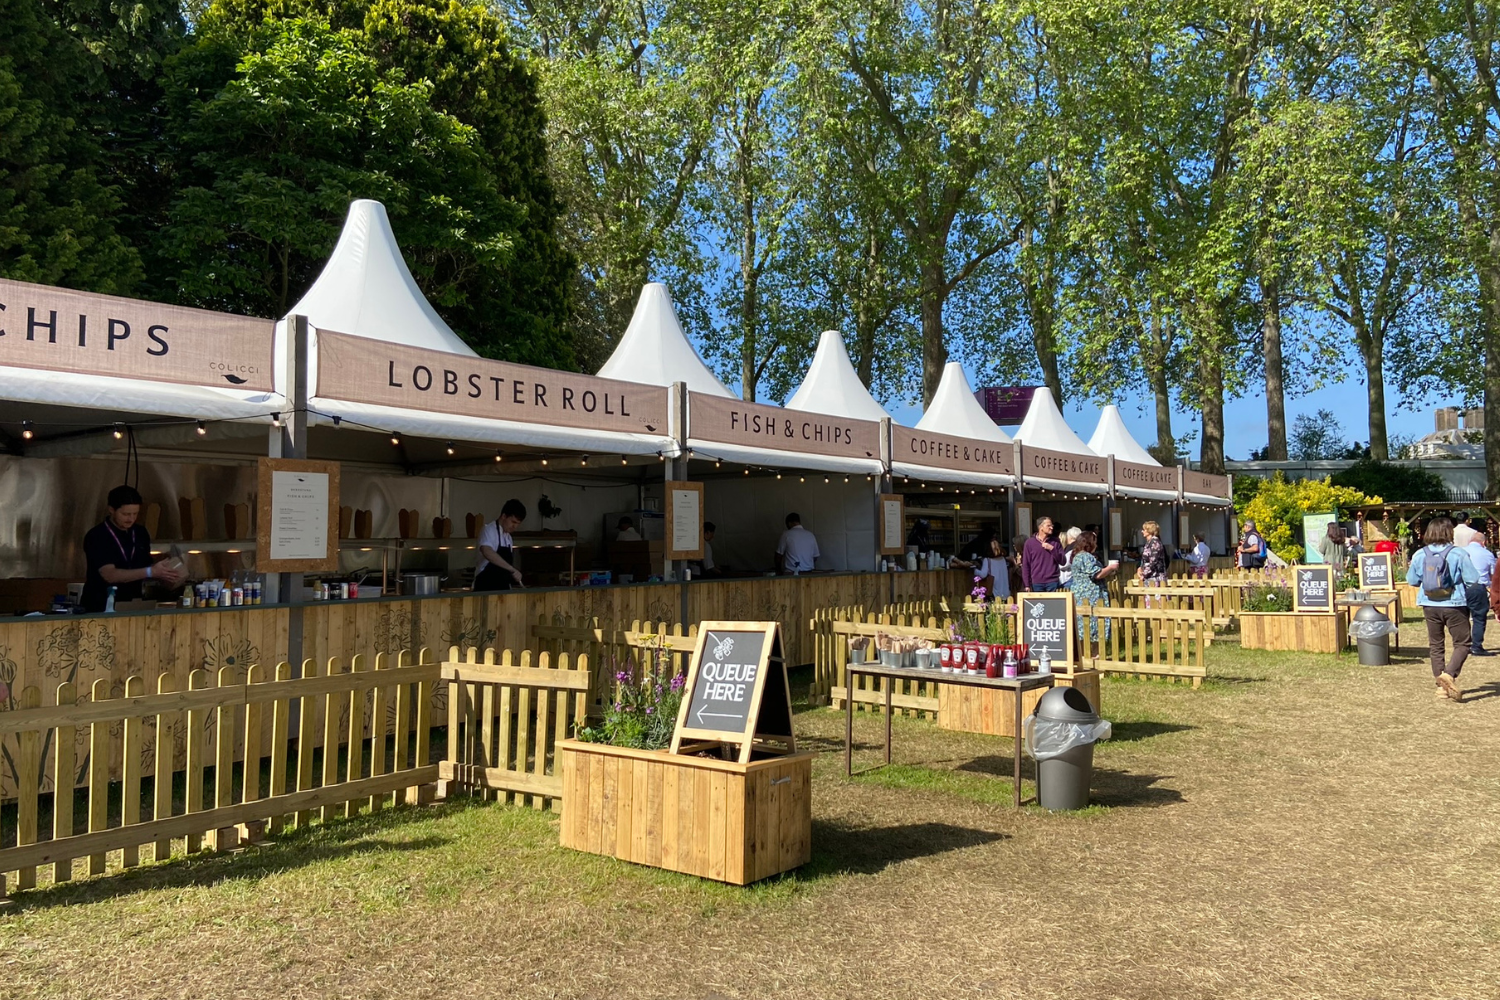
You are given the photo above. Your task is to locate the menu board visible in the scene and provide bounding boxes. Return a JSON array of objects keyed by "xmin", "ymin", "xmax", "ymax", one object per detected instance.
[
  {"xmin": 256, "ymin": 458, "xmax": 340, "ymax": 572},
  {"xmin": 1108, "ymin": 507, "xmax": 1122, "ymax": 551},
  {"xmin": 879, "ymin": 494, "xmax": 905, "ymax": 556},
  {"xmin": 1015, "ymin": 502, "xmax": 1033, "ymax": 541},
  {"xmin": 688, "ymin": 391, "xmax": 882, "ymax": 462},
  {"xmin": 1017, "ymin": 591, "xmax": 1076, "ymax": 668},
  {"xmin": 1294, "ymin": 565, "xmax": 1336, "ymax": 613},
  {"xmin": 0, "ymin": 276, "xmax": 275, "ymax": 391},
  {"xmin": 1178, "ymin": 512, "xmax": 1191, "ymax": 549},
  {"xmin": 664, "ymin": 481, "xmax": 703, "ymax": 560},
  {"xmin": 1358, "ymin": 551, "xmax": 1393, "ymax": 590},
  {"xmin": 671, "ymin": 622, "xmax": 795, "ymax": 763}
]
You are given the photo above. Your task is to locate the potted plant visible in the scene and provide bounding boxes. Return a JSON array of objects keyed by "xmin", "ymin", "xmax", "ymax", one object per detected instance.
[{"xmin": 1240, "ymin": 583, "xmax": 1346, "ymax": 653}]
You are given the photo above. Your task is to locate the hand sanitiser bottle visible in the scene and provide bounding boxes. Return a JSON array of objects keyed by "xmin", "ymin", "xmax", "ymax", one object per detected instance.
[{"xmin": 105, "ymin": 586, "xmax": 117, "ymax": 613}]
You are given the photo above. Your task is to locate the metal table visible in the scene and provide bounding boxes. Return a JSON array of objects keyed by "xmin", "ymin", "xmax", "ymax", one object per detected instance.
[{"xmin": 844, "ymin": 663, "xmax": 1056, "ymax": 807}]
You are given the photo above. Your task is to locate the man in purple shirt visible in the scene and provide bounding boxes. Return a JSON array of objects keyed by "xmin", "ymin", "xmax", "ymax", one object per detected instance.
[{"xmin": 1021, "ymin": 516, "xmax": 1067, "ymax": 592}]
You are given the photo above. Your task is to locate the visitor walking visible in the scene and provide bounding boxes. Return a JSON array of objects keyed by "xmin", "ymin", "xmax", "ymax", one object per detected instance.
[
  {"xmin": 1020, "ymin": 516, "xmax": 1066, "ymax": 592},
  {"xmin": 1318, "ymin": 523, "xmax": 1349, "ymax": 572},
  {"xmin": 1186, "ymin": 532, "xmax": 1211, "ymax": 578},
  {"xmin": 1455, "ymin": 524, "xmax": 1495, "ymax": 656},
  {"xmin": 1405, "ymin": 516, "xmax": 1480, "ymax": 701},
  {"xmin": 1067, "ymin": 531, "xmax": 1117, "ymax": 654}
]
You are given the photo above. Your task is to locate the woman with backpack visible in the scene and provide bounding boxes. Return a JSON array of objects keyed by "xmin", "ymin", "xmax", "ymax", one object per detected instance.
[{"xmin": 1405, "ymin": 516, "xmax": 1481, "ymax": 701}]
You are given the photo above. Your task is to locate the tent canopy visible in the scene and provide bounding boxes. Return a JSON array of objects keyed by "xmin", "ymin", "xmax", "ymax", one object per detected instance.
[
  {"xmin": 915, "ymin": 362, "xmax": 1012, "ymax": 443},
  {"xmin": 1088, "ymin": 404, "xmax": 1158, "ymax": 465},
  {"xmin": 785, "ymin": 330, "xmax": 890, "ymax": 422},
  {"xmin": 289, "ymin": 201, "xmax": 674, "ymax": 457},
  {"xmin": 1014, "ymin": 388, "xmax": 1097, "ymax": 455},
  {"xmin": 597, "ymin": 283, "xmax": 733, "ymax": 397}
]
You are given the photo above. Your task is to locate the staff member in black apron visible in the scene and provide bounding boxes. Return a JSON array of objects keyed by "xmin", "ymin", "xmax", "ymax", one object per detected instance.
[
  {"xmin": 81, "ymin": 485, "xmax": 185, "ymax": 612},
  {"xmin": 474, "ymin": 499, "xmax": 527, "ymax": 591}
]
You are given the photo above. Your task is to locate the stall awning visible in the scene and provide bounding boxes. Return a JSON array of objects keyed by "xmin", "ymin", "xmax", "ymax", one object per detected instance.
[
  {"xmin": 1087, "ymin": 404, "xmax": 1158, "ymax": 466},
  {"xmin": 914, "ymin": 362, "xmax": 1012, "ymax": 444},
  {"xmin": 597, "ymin": 283, "xmax": 733, "ymax": 397},
  {"xmin": 785, "ymin": 330, "xmax": 890, "ymax": 422}
]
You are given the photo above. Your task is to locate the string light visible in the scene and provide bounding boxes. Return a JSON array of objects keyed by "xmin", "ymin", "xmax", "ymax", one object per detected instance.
[
  {"xmin": 113, "ymin": 423, "xmax": 125, "ymax": 440},
  {"xmin": 776, "ymin": 473, "xmax": 782, "ymax": 480},
  {"xmin": 824, "ymin": 476, "xmax": 830, "ymax": 484},
  {"xmin": 799, "ymin": 476, "xmax": 805, "ymax": 483},
  {"xmin": 580, "ymin": 454, "xmax": 589, "ymax": 467},
  {"xmin": 271, "ymin": 412, "xmax": 282, "ymax": 428},
  {"xmin": 21, "ymin": 420, "xmax": 34, "ymax": 440},
  {"xmin": 621, "ymin": 454, "xmax": 628, "ymax": 465},
  {"xmin": 390, "ymin": 431, "xmax": 401, "ymax": 446},
  {"xmin": 844, "ymin": 476, "xmax": 850, "ymax": 483},
  {"xmin": 494, "ymin": 449, "xmax": 504, "ymax": 462},
  {"xmin": 744, "ymin": 468, "xmax": 750, "ymax": 475},
  {"xmin": 197, "ymin": 421, "xmax": 208, "ymax": 436},
  {"xmin": 715, "ymin": 459, "xmax": 722, "ymax": 469},
  {"xmin": 445, "ymin": 441, "xmax": 455, "ymax": 456},
  {"xmin": 541, "ymin": 457, "xmax": 549, "ymax": 466}
]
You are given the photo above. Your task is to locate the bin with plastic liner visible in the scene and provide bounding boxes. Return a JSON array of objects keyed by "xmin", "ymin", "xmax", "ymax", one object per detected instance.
[
  {"xmin": 1023, "ymin": 686, "xmax": 1111, "ymax": 810},
  {"xmin": 1349, "ymin": 603, "xmax": 1397, "ymax": 666}
]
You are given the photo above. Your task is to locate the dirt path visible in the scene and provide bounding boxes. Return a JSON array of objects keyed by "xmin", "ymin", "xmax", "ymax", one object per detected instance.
[{"xmin": 3, "ymin": 639, "xmax": 1498, "ymax": 999}]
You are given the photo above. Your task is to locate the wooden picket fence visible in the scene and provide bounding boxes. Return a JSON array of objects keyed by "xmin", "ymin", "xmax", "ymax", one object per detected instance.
[
  {"xmin": 440, "ymin": 647, "xmax": 590, "ymax": 808},
  {"xmin": 0, "ymin": 640, "xmax": 603, "ymax": 901},
  {"xmin": 1078, "ymin": 604, "xmax": 1210, "ymax": 687},
  {"xmin": 824, "ymin": 615, "xmax": 952, "ymax": 719},
  {"xmin": 530, "ymin": 615, "xmax": 698, "ymax": 713},
  {"xmin": 0, "ymin": 649, "xmax": 439, "ymax": 899},
  {"xmin": 1122, "ymin": 583, "xmax": 1226, "ymax": 626}
]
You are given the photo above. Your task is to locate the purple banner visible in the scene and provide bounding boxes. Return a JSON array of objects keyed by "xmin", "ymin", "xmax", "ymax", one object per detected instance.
[{"xmin": 975, "ymin": 386, "xmax": 1037, "ymax": 424}]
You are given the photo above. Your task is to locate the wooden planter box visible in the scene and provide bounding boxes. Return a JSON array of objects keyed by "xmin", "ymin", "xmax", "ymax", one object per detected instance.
[
  {"xmin": 936, "ymin": 670, "xmax": 1100, "ymax": 736},
  {"xmin": 1240, "ymin": 612, "xmax": 1347, "ymax": 654},
  {"xmin": 557, "ymin": 740, "xmax": 813, "ymax": 885}
]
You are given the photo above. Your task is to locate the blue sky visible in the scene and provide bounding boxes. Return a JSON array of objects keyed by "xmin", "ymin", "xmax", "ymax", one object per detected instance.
[{"xmin": 879, "ymin": 373, "xmax": 1449, "ymax": 461}]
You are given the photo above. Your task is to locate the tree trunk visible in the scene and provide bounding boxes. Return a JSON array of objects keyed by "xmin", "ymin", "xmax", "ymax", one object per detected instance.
[
  {"xmin": 1031, "ymin": 298, "xmax": 1063, "ymax": 406},
  {"xmin": 738, "ymin": 129, "xmax": 758, "ymax": 402},
  {"xmin": 853, "ymin": 228, "xmax": 880, "ymax": 387},
  {"xmin": 1260, "ymin": 278, "xmax": 1287, "ymax": 460},
  {"xmin": 1480, "ymin": 252, "xmax": 1500, "ymax": 499},
  {"xmin": 919, "ymin": 261, "xmax": 948, "ymax": 405},
  {"xmin": 1364, "ymin": 340, "xmax": 1389, "ymax": 462},
  {"xmin": 1148, "ymin": 307, "xmax": 1173, "ymax": 457},
  {"xmin": 1198, "ymin": 340, "xmax": 1226, "ymax": 476}
]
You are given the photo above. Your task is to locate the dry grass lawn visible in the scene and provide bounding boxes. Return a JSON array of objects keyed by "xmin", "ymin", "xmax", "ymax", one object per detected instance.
[{"xmin": 3, "ymin": 621, "xmax": 1499, "ymax": 999}]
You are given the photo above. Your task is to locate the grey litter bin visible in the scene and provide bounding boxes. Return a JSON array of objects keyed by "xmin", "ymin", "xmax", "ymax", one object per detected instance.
[
  {"xmin": 1026, "ymin": 687, "xmax": 1109, "ymax": 811},
  {"xmin": 1352, "ymin": 603, "xmax": 1393, "ymax": 666}
]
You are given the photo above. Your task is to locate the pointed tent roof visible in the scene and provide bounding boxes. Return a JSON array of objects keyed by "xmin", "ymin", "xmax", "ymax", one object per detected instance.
[
  {"xmin": 785, "ymin": 330, "xmax": 890, "ymax": 421},
  {"xmin": 597, "ymin": 283, "xmax": 733, "ymax": 397},
  {"xmin": 1087, "ymin": 404, "xmax": 1159, "ymax": 465},
  {"xmin": 914, "ymin": 362, "xmax": 1012, "ymax": 443},
  {"xmin": 1013, "ymin": 387, "xmax": 1098, "ymax": 455},
  {"xmin": 289, "ymin": 199, "xmax": 475, "ymax": 356}
]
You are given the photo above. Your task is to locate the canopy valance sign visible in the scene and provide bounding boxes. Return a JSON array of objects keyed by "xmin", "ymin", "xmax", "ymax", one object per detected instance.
[
  {"xmin": 0, "ymin": 277, "xmax": 274, "ymax": 391},
  {"xmin": 688, "ymin": 392, "xmax": 882, "ymax": 462},
  {"xmin": 316, "ymin": 329, "xmax": 668, "ymax": 435},
  {"xmin": 891, "ymin": 425, "xmax": 1014, "ymax": 478},
  {"xmin": 1019, "ymin": 444, "xmax": 1107, "ymax": 487},
  {"xmin": 1184, "ymin": 470, "xmax": 1231, "ymax": 499},
  {"xmin": 1115, "ymin": 459, "xmax": 1179, "ymax": 495}
]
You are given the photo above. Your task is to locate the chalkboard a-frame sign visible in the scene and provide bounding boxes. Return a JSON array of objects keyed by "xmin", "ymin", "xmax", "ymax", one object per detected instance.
[
  {"xmin": 1294, "ymin": 565, "xmax": 1336, "ymax": 613},
  {"xmin": 1016, "ymin": 591, "xmax": 1076, "ymax": 669},
  {"xmin": 670, "ymin": 622, "xmax": 796, "ymax": 763},
  {"xmin": 1358, "ymin": 551, "xmax": 1393, "ymax": 591}
]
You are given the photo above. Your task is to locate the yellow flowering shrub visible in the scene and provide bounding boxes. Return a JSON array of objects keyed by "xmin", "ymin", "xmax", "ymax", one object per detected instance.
[{"xmin": 1238, "ymin": 474, "xmax": 1381, "ymax": 563}]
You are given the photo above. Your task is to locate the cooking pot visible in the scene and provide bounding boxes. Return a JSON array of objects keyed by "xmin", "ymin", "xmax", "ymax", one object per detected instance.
[{"xmin": 401, "ymin": 573, "xmax": 443, "ymax": 596}]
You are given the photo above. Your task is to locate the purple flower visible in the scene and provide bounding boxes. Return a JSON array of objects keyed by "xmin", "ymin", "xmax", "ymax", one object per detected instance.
[
  {"xmin": 613, "ymin": 701, "xmax": 622, "ymax": 711},
  {"xmin": 615, "ymin": 670, "xmax": 630, "ymax": 682},
  {"xmin": 644, "ymin": 707, "xmax": 654, "ymax": 715},
  {"xmin": 670, "ymin": 674, "xmax": 686, "ymax": 691}
]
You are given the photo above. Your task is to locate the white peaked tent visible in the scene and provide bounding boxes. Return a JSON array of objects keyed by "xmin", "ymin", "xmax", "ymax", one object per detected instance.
[
  {"xmin": 893, "ymin": 361, "xmax": 1013, "ymax": 488},
  {"xmin": 597, "ymin": 283, "xmax": 734, "ymax": 397},
  {"xmin": 786, "ymin": 330, "xmax": 890, "ymax": 421},
  {"xmin": 916, "ymin": 362, "xmax": 1012, "ymax": 443},
  {"xmin": 1087, "ymin": 405, "xmax": 1157, "ymax": 465},
  {"xmin": 286, "ymin": 200, "xmax": 673, "ymax": 455},
  {"xmin": 1013, "ymin": 388, "xmax": 1108, "ymax": 495}
]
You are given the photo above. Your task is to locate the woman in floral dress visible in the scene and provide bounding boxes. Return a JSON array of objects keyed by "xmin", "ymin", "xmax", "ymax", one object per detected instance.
[{"xmin": 1068, "ymin": 531, "xmax": 1117, "ymax": 652}]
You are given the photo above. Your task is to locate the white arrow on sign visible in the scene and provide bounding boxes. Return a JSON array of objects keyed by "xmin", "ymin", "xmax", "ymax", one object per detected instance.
[{"xmin": 696, "ymin": 704, "xmax": 744, "ymax": 725}]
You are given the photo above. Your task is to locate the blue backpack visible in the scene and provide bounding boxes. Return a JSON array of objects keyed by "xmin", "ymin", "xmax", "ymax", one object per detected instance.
[{"xmin": 1420, "ymin": 545, "xmax": 1456, "ymax": 600}]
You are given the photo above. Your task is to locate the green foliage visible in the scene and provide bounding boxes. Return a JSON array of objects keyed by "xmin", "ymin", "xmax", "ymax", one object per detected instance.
[
  {"xmin": 1243, "ymin": 584, "xmax": 1293, "ymax": 613},
  {"xmin": 1330, "ymin": 459, "xmax": 1450, "ymax": 503},
  {"xmin": 1239, "ymin": 474, "xmax": 1381, "ymax": 563},
  {"xmin": 1233, "ymin": 474, "xmax": 1265, "ymax": 512},
  {"xmin": 0, "ymin": 0, "xmax": 143, "ymax": 291},
  {"xmin": 577, "ymin": 637, "xmax": 685, "ymax": 750}
]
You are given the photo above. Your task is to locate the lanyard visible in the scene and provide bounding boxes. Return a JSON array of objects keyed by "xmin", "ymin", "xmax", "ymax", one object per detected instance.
[{"xmin": 104, "ymin": 521, "xmax": 137, "ymax": 565}]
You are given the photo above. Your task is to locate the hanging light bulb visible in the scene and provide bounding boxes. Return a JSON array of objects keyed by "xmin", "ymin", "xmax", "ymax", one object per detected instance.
[
  {"xmin": 799, "ymin": 476, "xmax": 805, "ymax": 483},
  {"xmin": 824, "ymin": 476, "xmax": 830, "ymax": 484},
  {"xmin": 776, "ymin": 473, "xmax": 782, "ymax": 480},
  {"xmin": 744, "ymin": 468, "xmax": 750, "ymax": 476},
  {"xmin": 844, "ymin": 476, "xmax": 849, "ymax": 483},
  {"xmin": 113, "ymin": 423, "xmax": 125, "ymax": 440},
  {"xmin": 445, "ymin": 441, "xmax": 455, "ymax": 456},
  {"xmin": 658, "ymin": 452, "xmax": 666, "ymax": 462},
  {"xmin": 620, "ymin": 454, "xmax": 628, "ymax": 465},
  {"xmin": 21, "ymin": 420, "xmax": 34, "ymax": 440},
  {"xmin": 715, "ymin": 459, "xmax": 722, "ymax": 469},
  {"xmin": 866, "ymin": 475, "xmax": 873, "ymax": 482},
  {"xmin": 271, "ymin": 412, "xmax": 282, "ymax": 428},
  {"xmin": 197, "ymin": 420, "xmax": 208, "ymax": 436},
  {"xmin": 390, "ymin": 431, "xmax": 401, "ymax": 446},
  {"xmin": 541, "ymin": 457, "xmax": 549, "ymax": 466},
  {"xmin": 580, "ymin": 454, "xmax": 589, "ymax": 467},
  {"xmin": 494, "ymin": 449, "xmax": 504, "ymax": 462}
]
